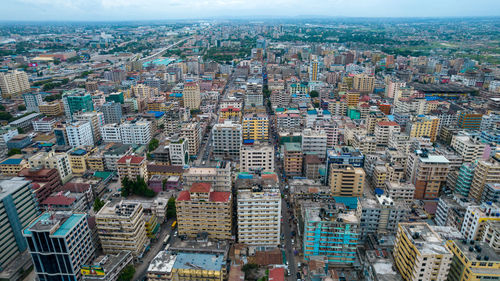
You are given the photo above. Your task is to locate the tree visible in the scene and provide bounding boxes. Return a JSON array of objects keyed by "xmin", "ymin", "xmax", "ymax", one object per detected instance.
[
  {"xmin": 93, "ymin": 198, "xmax": 106, "ymax": 212},
  {"xmin": 8, "ymin": 148, "xmax": 22, "ymax": 156},
  {"xmin": 310, "ymin": 90, "xmax": 319, "ymax": 98},
  {"xmin": 17, "ymin": 127, "xmax": 24, "ymax": 134},
  {"xmin": 166, "ymin": 196, "xmax": 176, "ymax": 219},
  {"xmin": 121, "ymin": 176, "xmax": 156, "ymax": 198},
  {"xmin": 0, "ymin": 111, "xmax": 13, "ymax": 121},
  {"xmin": 148, "ymin": 138, "xmax": 159, "ymax": 152},
  {"xmin": 0, "ymin": 104, "xmax": 5, "ymax": 111},
  {"xmin": 117, "ymin": 265, "xmax": 135, "ymax": 281},
  {"xmin": 17, "ymin": 105, "xmax": 26, "ymax": 111}
]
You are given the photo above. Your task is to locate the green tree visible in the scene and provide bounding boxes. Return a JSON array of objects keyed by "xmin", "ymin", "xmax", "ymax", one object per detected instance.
[
  {"xmin": 7, "ymin": 148, "xmax": 22, "ymax": 156},
  {"xmin": 18, "ymin": 105, "xmax": 26, "ymax": 111},
  {"xmin": 166, "ymin": 196, "xmax": 176, "ymax": 219},
  {"xmin": 0, "ymin": 104, "xmax": 5, "ymax": 111},
  {"xmin": 17, "ymin": 127, "xmax": 25, "ymax": 134},
  {"xmin": 148, "ymin": 138, "xmax": 159, "ymax": 152},
  {"xmin": 0, "ymin": 111, "xmax": 13, "ymax": 121},
  {"xmin": 93, "ymin": 198, "xmax": 106, "ymax": 212},
  {"xmin": 310, "ymin": 90, "xmax": 319, "ymax": 98},
  {"xmin": 117, "ymin": 265, "xmax": 135, "ymax": 281}
]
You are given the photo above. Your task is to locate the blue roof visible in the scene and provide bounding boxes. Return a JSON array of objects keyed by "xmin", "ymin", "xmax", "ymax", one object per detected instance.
[
  {"xmin": 307, "ymin": 110, "xmax": 317, "ymax": 115},
  {"xmin": 169, "ymin": 93, "xmax": 183, "ymax": 97},
  {"xmin": 173, "ymin": 252, "xmax": 224, "ymax": 271},
  {"xmin": 243, "ymin": 139, "xmax": 254, "ymax": 144},
  {"xmin": 53, "ymin": 214, "xmax": 85, "ymax": 236},
  {"xmin": 333, "ymin": 196, "xmax": 358, "ymax": 209},
  {"xmin": 71, "ymin": 149, "xmax": 87, "ymax": 156},
  {"xmin": 0, "ymin": 158, "xmax": 23, "ymax": 165},
  {"xmin": 323, "ymin": 110, "xmax": 331, "ymax": 115},
  {"xmin": 374, "ymin": 188, "xmax": 384, "ymax": 195},
  {"xmin": 147, "ymin": 111, "xmax": 165, "ymax": 118}
]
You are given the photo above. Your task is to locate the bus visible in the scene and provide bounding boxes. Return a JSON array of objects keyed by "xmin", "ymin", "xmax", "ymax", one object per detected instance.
[
  {"xmin": 171, "ymin": 221, "xmax": 177, "ymax": 230},
  {"xmin": 163, "ymin": 235, "xmax": 170, "ymax": 245}
]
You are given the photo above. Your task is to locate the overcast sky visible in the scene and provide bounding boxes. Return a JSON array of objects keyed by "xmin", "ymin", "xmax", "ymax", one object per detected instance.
[{"xmin": 1, "ymin": 0, "xmax": 499, "ymax": 21}]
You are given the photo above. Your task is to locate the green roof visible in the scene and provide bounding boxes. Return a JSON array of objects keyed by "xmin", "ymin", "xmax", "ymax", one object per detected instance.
[{"xmin": 284, "ymin": 142, "xmax": 301, "ymax": 152}]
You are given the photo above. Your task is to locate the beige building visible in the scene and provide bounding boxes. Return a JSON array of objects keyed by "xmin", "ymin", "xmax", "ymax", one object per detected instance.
[
  {"xmin": 182, "ymin": 82, "xmax": 201, "ymax": 109},
  {"xmin": 181, "ymin": 122, "xmax": 201, "ymax": 156},
  {"xmin": 353, "ymin": 74, "xmax": 375, "ymax": 93},
  {"xmin": 406, "ymin": 150, "xmax": 450, "ymax": 199},
  {"xmin": 385, "ymin": 181, "xmax": 415, "ymax": 205},
  {"xmin": 176, "ymin": 182, "xmax": 232, "ymax": 240},
  {"xmin": 183, "ymin": 162, "xmax": 231, "ymax": 192},
  {"xmin": 450, "ymin": 135, "xmax": 486, "ymax": 163},
  {"xmin": 407, "ymin": 115, "xmax": 440, "ymax": 142},
  {"xmin": 394, "ymin": 222, "xmax": 453, "ymax": 281},
  {"xmin": 329, "ymin": 164, "xmax": 365, "ymax": 197},
  {"xmin": 28, "ymin": 151, "xmax": 73, "ymax": 183},
  {"xmin": 240, "ymin": 142, "xmax": 275, "ymax": 173},
  {"xmin": 0, "ymin": 70, "xmax": 30, "ymax": 98},
  {"xmin": 95, "ymin": 201, "xmax": 149, "ymax": 257},
  {"xmin": 117, "ymin": 155, "xmax": 147, "ymax": 181},
  {"xmin": 481, "ymin": 220, "xmax": 500, "ymax": 253},
  {"xmin": 38, "ymin": 101, "xmax": 63, "ymax": 116},
  {"xmin": 0, "ymin": 155, "xmax": 29, "ymax": 176},
  {"xmin": 469, "ymin": 158, "xmax": 500, "ymax": 202},
  {"xmin": 375, "ymin": 121, "xmax": 401, "ymax": 145}
]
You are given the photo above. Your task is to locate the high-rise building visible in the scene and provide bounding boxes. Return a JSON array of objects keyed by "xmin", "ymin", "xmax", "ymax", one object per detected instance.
[
  {"xmin": 359, "ymin": 194, "xmax": 410, "ymax": 239},
  {"xmin": 310, "ymin": 60, "xmax": 319, "ymax": 81},
  {"xmin": 242, "ymin": 113, "xmax": 269, "ymax": 141},
  {"xmin": 240, "ymin": 142, "xmax": 275, "ymax": 173},
  {"xmin": 23, "ymin": 212, "xmax": 95, "ymax": 281},
  {"xmin": 0, "ymin": 70, "xmax": 30, "ymax": 98},
  {"xmin": 117, "ymin": 155, "xmax": 147, "ymax": 181},
  {"xmin": 374, "ymin": 121, "xmax": 401, "ymax": 145},
  {"xmin": 469, "ymin": 158, "xmax": 500, "ymax": 202},
  {"xmin": 353, "ymin": 74, "xmax": 375, "ymax": 93},
  {"xmin": 181, "ymin": 122, "xmax": 202, "ymax": 156},
  {"xmin": 176, "ymin": 183, "xmax": 232, "ymax": 240},
  {"xmin": 65, "ymin": 121, "xmax": 94, "ymax": 147},
  {"xmin": 301, "ymin": 129, "xmax": 328, "ymax": 158},
  {"xmin": 446, "ymin": 240, "xmax": 500, "ymax": 281},
  {"xmin": 458, "ymin": 111, "xmax": 483, "ymax": 130},
  {"xmin": 22, "ymin": 92, "xmax": 43, "ymax": 112},
  {"xmin": 96, "ymin": 201, "xmax": 149, "ymax": 257},
  {"xmin": 18, "ymin": 168, "xmax": 61, "ymax": 204},
  {"xmin": 302, "ymin": 204, "xmax": 359, "ymax": 264},
  {"xmin": 455, "ymin": 162, "xmax": 476, "ymax": 197},
  {"xmin": 29, "ymin": 151, "xmax": 73, "ymax": 183},
  {"xmin": 284, "ymin": 142, "xmax": 302, "ymax": 177},
  {"xmin": 101, "ymin": 102, "xmax": 123, "ymax": 124},
  {"xmin": 74, "ymin": 112, "xmax": 105, "ymax": 143},
  {"xmin": 450, "ymin": 135, "xmax": 486, "ymax": 163},
  {"xmin": 406, "ymin": 149, "xmax": 450, "ymax": 199},
  {"xmin": 62, "ymin": 89, "xmax": 94, "ymax": 120},
  {"xmin": 481, "ymin": 220, "xmax": 500, "ymax": 252},
  {"xmin": 394, "ymin": 223, "xmax": 452, "ymax": 281},
  {"xmin": 120, "ymin": 119, "xmax": 152, "ymax": 145},
  {"xmin": 329, "ymin": 164, "xmax": 365, "ymax": 197},
  {"xmin": 0, "ymin": 178, "xmax": 38, "ymax": 272},
  {"xmin": 212, "ymin": 121, "xmax": 242, "ymax": 158},
  {"xmin": 182, "ymin": 82, "xmax": 201, "ymax": 109},
  {"xmin": 407, "ymin": 115, "xmax": 441, "ymax": 142},
  {"xmin": 237, "ymin": 187, "xmax": 281, "ymax": 246},
  {"xmin": 167, "ymin": 137, "xmax": 189, "ymax": 166},
  {"xmin": 183, "ymin": 161, "xmax": 231, "ymax": 192},
  {"xmin": 346, "ymin": 91, "xmax": 360, "ymax": 107},
  {"xmin": 461, "ymin": 203, "xmax": 500, "ymax": 242}
]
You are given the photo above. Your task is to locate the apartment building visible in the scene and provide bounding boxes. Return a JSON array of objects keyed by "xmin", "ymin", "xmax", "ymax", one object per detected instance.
[
  {"xmin": 183, "ymin": 162, "xmax": 231, "ymax": 192},
  {"xmin": 66, "ymin": 121, "xmax": 94, "ymax": 147},
  {"xmin": 384, "ymin": 181, "xmax": 415, "ymax": 205},
  {"xmin": 120, "ymin": 119, "xmax": 152, "ymax": 145},
  {"xmin": 353, "ymin": 74, "xmax": 375, "ymax": 93},
  {"xmin": 360, "ymin": 195, "xmax": 410, "ymax": 239},
  {"xmin": 96, "ymin": 201, "xmax": 149, "ymax": 257},
  {"xmin": 302, "ymin": 204, "xmax": 359, "ymax": 264},
  {"xmin": 457, "ymin": 111, "xmax": 483, "ymax": 130},
  {"xmin": 481, "ymin": 220, "xmax": 500, "ymax": 253},
  {"xmin": 461, "ymin": 203, "xmax": 500, "ymax": 241},
  {"xmin": 329, "ymin": 164, "xmax": 365, "ymax": 197},
  {"xmin": 212, "ymin": 121, "xmax": 242, "ymax": 158},
  {"xmin": 446, "ymin": 240, "xmax": 500, "ymax": 281},
  {"xmin": 176, "ymin": 183, "xmax": 232, "ymax": 240},
  {"xmin": 407, "ymin": 115, "xmax": 440, "ymax": 142},
  {"xmin": 167, "ymin": 137, "xmax": 189, "ymax": 166},
  {"xmin": 242, "ymin": 113, "xmax": 269, "ymax": 141},
  {"xmin": 24, "ymin": 212, "xmax": 95, "ymax": 281},
  {"xmin": 0, "ymin": 70, "xmax": 30, "ymax": 98},
  {"xmin": 237, "ymin": 188, "xmax": 281, "ymax": 246},
  {"xmin": 29, "ymin": 151, "xmax": 73, "ymax": 183},
  {"xmin": 394, "ymin": 223, "xmax": 453, "ymax": 281},
  {"xmin": 117, "ymin": 155, "xmax": 147, "ymax": 181},
  {"xmin": 182, "ymin": 82, "xmax": 201, "ymax": 109},
  {"xmin": 375, "ymin": 121, "xmax": 401, "ymax": 145},
  {"xmin": 0, "ymin": 178, "xmax": 38, "ymax": 274},
  {"xmin": 284, "ymin": 142, "xmax": 302, "ymax": 177},
  {"xmin": 301, "ymin": 129, "xmax": 328, "ymax": 158},
  {"xmin": 406, "ymin": 149, "xmax": 450, "ymax": 199},
  {"xmin": 38, "ymin": 101, "xmax": 63, "ymax": 116},
  {"xmin": 101, "ymin": 123, "xmax": 122, "ymax": 143},
  {"xmin": 101, "ymin": 102, "xmax": 123, "ymax": 124},
  {"xmin": 240, "ymin": 142, "xmax": 274, "ymax": 173},
  {"xmin": 181, "ymin": 122, "xmax": 202, "ymax": 156},
  {"xmin": 469, "ymin": 158, "xmax": 500, "ymax": 202},
  {"xmin": 74, "ymin": 111, "xmax": 105, "ymax": 143},
  {"xmin": 450, "ymin": 135, "xmax": 486, "ymax": 163},
  {"xmin": 32, "ymin": 117, "xmax": 56, "ymax": 132},
  {"xmin": 22, "ymin": 92, "xmax": 43, "ymax": 112}
]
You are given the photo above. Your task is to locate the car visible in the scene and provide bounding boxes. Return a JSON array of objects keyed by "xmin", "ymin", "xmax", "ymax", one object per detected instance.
[{"xmin": 297, "ymin": 273, "xmax": 301, "ymax": 279}]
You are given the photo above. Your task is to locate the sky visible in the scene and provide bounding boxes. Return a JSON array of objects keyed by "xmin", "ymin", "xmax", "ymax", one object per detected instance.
[{"xmin": 1, "ymin": 0, "xmax": 499, "ymax": 21}]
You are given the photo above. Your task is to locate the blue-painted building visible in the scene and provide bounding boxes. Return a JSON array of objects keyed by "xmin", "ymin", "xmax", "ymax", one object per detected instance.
[{"xmin": 302, "ymin": 204, "xmax": 359, "ymax": 265}]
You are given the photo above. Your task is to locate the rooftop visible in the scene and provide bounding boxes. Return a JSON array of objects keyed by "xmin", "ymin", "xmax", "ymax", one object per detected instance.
[
  {"xmin": 400, "ymin": 223, "xmax": 450, "ymax": 255},
  {"xmin": 24, "ymin": 212, "xmax": 85, "ymax": 237},
  {"xmin": 0, "ymin": 177, "xmax": 31, "ymax": 201}
]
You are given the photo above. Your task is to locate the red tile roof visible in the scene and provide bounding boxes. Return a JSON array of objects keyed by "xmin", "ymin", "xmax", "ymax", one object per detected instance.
[
  {"xmin": 269, "ymin": 268, "xmax": 285, "ymax": 281},
  {"xmin": 147, "ymin": 164, "xmax": 184, "ymax": 174},
  {"xmin": 59, "ymin": 182, "xmax": 91, "ymax": 193},
  {"xmin": 190, "ymin": 182, "xmax": 212, "ymax": 193},
  {"xmin": 117, "ymin": 155, "xmax": 145, "ymax": 164},
  {"xmin": 210, "ymin": 191, "xmax": 231, "ymax": 202},
  {"xmin": 177, "ymin": 190, "xmax": 191, "ymax": 201},
  {"xmin": 42, "ymin": 195, "xmax": 76, "ymax": 206},
  {"xmin": 377, "ymin": 121, "xmax": 400, "ymax": 127}
]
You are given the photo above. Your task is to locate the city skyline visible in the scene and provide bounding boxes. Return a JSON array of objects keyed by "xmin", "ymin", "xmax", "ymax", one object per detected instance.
[{"xmin": 1, "ymin": 0, "xmax": 500, "ymax": 21}]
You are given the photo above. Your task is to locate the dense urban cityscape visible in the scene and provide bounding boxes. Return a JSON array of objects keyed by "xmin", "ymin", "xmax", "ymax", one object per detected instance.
[{"xmin": 0, "ymin": 15, "xmax": 499, "ymax": 281}]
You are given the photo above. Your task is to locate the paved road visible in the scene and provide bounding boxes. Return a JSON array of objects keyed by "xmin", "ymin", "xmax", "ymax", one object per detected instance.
[{"xmin": 133, "ymin": 220, "xmax": 175, "ymax": 281}]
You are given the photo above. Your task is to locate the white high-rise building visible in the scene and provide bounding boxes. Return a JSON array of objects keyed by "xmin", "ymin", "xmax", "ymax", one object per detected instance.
[
  {"xmin": 301, "ymin": 129, "xmax": 328, "ymax": 157},
  {"xmin": 120, "ymin": 119, "xmax": 152, "ymax": 145},
  {"xmin": 65, "ymin": 121, "xmax": 94, "ymax": 147},
  {"xmin": 168, "ymin": 137, "xmax": 189, "ymax": 166},
  {"xmin": 100, "ymin": 123, "xmax": 122, "ymax": 143},
  {"xmin": 450, "ymin": 135, "xmax": 486, "ymax": 163},
  {"xmin": 237, "ymin": 188, "xmax": 281, "ymax": 246},
  {"xmin": 0, "ymin": 70, "xmax": 30, "ymax": 98},
  {"xmin": 212, "ymin": 121, "xmax": 242, "ymax": 158},
  {"xmin": 240, "ymin": 142, "xmax": 274, "ymax": 173},
  {"xmin": 182, "ymin": 82, "xmax": 201, "ymax": 109},
  {"xmin": 22, "ymin": 93, "xmax": 43, "ymax": 112}
]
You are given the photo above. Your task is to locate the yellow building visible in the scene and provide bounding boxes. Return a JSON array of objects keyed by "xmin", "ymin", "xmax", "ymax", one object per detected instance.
[
  {"xmin": 394, "ymin": 222, "xmax": 453, "ymax": 281},
  {"xmin": 408, "ymin": 115, "xmax": 440, "ymax": 142},
  {"xmin": 219, "ymin": 106, "xmax": 242, "ymax": 120},
  {"xmin": 447, "ymin": 240, "xmax": 500, "ymax": 281},
  {"xmin": 176, "ymin": 182, "xmax": 232, "ymax": 240},
  {"xmin": 0, "ymin": 155, "xmax": 29, "ymax": 176},
  {"xmin": 38, "ymin": 101, "xmax": 63, "ymax": 116},
  {"xmin": 68, "ymin": 148, "xmax": 91, "ymax": 175},
  {"xmin": 346, "ymin": 91, "xmax": 360, "ymax": 107},
  {"xmin": 145, "ymin": 214, "xmax": 159, "ymax": 239},
  {"xmin": 329, "ymin": 164, "xmax": 365, "ymax": 197},
  {"xmin": 353, "ymin": 74, "xmax": 375, "ymax": 93},
  {"xmin": 86, "ymin": 151, "xmax": 105, "ymax": 171},
  {"xmin": 95, "ymin": 201, "xmax": 149, "ymax": 258},
  {"xmin": 242, "ymin": 113, "xmax": 269, "ymax": 141},
  {"xmin": 182, "ymin": 82, "xmax": 201, "ymax": 110}
]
